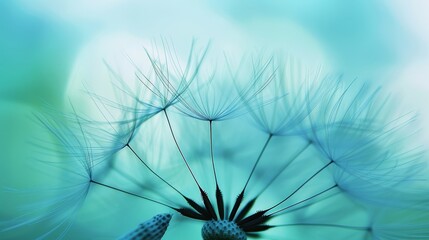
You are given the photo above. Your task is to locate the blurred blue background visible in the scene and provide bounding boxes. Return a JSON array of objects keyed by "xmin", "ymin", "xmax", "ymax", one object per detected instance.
[{"xmin": 1, "ymin": 0, "xmax": 429, "ymax": 238}]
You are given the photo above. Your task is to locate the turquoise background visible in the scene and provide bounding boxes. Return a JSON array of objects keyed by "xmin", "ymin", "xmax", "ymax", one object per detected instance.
[{"xmin": 1, "ymin": 0, "xmax": 428, "ymax": 239}]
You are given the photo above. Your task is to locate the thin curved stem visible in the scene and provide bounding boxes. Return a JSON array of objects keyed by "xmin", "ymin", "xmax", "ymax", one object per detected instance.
[
  {"xmin": 163, "ymin": 109, "xmax": 202, "ymax": 189},
  {"xmin": 266, "ymin": 160, "xmax": 334, "ymax": 212},
  {"xmin": 270, "ymin": 184, "xmax": 337, "ymax": 216},
  {"xmin": 126, "ymin": 144, "xmax": 184, "ymax": 197},
  {"xmin": 209, "ymin": 120, "xmax": 218, "ymax": 185},
  {"xmin": 244, "ymin": 134, "xmax": 273, "ymax": 191},
  {"xmin": 90, "ymin": 180, "xmax": 175, "ymax": 209},
  {"xmin": 228, "ymin": 134, "xmax": 273, "ymax": 221},
  {"xmin": 257, "ymin": 141, "xmax": 312, "ymax": 196}
]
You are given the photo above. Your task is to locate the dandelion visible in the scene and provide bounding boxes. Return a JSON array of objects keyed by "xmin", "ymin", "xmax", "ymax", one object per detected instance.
[
  {"xmin": 1, "ymin": 112, "xmax": 93, "ymax": 239},
  {"xmin": 3, "ymin": 42, "xmax": 429, "ymax": 240}
]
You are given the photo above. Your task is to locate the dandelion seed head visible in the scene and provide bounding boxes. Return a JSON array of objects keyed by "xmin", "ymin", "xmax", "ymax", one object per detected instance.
[
  {"xmin": 202, "ymin": 220, "xmax": 246, "ymax": 240},
  {"xmin": 6, "ymin": 40, "xmax": 429, "ymax": 240}
]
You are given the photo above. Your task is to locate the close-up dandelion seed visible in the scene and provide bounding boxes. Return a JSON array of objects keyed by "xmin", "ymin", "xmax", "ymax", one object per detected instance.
[{"xmin": 1, "ymin": 1, "xmax": 429, "ymax": 240}]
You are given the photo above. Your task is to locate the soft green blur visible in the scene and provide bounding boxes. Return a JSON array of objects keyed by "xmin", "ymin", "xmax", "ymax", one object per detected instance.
[
  {"xmin": 0, "ymin": 1, "xmax": 84, "ymax": 104},
  {"xmin": 0, "ymin": 1, "xmax": 84, "ymax": 237}
]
